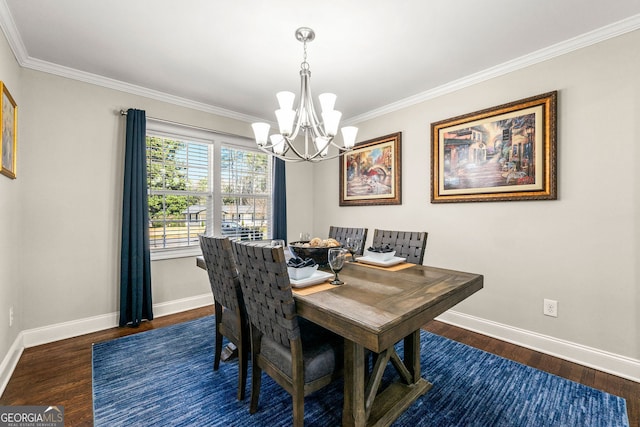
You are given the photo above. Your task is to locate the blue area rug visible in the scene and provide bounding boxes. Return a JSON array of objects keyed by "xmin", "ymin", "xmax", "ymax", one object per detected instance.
[{"xmin": 92, "ymin": 316, "xmax": 628, "ymax": 426}]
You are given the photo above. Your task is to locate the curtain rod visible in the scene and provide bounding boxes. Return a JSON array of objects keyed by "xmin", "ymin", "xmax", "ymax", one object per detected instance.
[{"xmin": 118, "ymin": 109, "xmax": 246, "ymax": 139}]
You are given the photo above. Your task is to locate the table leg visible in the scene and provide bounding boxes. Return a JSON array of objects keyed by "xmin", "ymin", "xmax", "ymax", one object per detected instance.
[
  {"xmin": 343, "ymin": 339, "xmax": 366, "ymax": 427},
  {"xmin": 403, "ymin": 330, "xmax": 421, "ymax": 382}
]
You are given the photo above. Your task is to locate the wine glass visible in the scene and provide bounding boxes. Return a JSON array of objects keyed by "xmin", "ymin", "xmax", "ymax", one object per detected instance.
[
  {"xmin": 345, "ymin": 237, "xmax": 361, "ymax": 262},
  {"xmin": 328, "ymin": 248, "xmax": 348, "ymax": 285},
  {"xmin": 299, "ymin": 232, "xmax": 311, "ymax": 242}
]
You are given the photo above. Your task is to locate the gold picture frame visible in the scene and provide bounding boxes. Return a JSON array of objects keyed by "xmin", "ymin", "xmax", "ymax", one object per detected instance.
[
  {"xmin": 1, "ymin": 81, "xmax": 17, "ymax": 179},
  {"xmin": 431, "ymin": 91, "xmax": 557, "ymax": 203},
  {"xmin": 340, "ymin": 132, "xmax": 401, "ymax": 206}
]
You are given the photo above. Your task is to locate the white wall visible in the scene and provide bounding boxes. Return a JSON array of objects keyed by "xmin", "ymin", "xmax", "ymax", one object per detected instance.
[{"xmin": 310, "ymin": 30, "xmax": 640, "ymax": 361}]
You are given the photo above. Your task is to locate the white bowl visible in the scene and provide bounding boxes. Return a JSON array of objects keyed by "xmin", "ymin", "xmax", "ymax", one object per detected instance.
[
  {"xmin": 287, "ymin": 264, "xmax": 318, "ymax": 280},
  {"xmin": 366, "ymin": 250, "xmax": 396, "ymax": 261}
]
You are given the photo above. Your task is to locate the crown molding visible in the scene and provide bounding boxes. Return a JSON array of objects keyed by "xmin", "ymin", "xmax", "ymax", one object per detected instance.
[
  {"xmin": 19, "ymin": 56, "xmax": 264, "ymax": 123},
  {"xmin": 0, "ymin": 0, "xmax": 27, "ymax": 61},
  {"xmin": 345, "ymin": 13, "xmax": 640, "ymax": 125}
]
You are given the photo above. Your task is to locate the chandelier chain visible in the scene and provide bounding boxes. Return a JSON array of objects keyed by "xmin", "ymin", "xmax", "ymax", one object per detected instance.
[{"xmin": 302, "ymin": 38, "xmax": 309, "ymax": 70}]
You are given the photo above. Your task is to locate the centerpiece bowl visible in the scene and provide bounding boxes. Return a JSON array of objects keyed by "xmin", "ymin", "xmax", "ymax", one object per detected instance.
[{"xmin": 289, "ymin": 240, "xmax": 342, "ymax": 267}]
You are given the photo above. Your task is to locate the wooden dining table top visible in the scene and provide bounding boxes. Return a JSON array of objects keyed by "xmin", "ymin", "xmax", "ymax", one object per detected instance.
[
  {"xmin": 293, "ymin": 262, "xmax": 483, "ymax": 353},
  {"xmin": 196, "ymin": 255, "xmax": 483, "ymax": 351}
]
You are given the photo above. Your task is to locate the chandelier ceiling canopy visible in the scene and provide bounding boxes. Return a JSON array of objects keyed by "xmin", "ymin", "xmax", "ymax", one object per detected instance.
[{"xmin": 252, "ymin": 27, "xmax": 358, "ymax": 162}]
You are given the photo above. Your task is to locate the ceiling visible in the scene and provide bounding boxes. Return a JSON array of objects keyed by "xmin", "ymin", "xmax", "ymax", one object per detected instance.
[{"xmin": 2, "ymin": 0, "xmax": 640, "ymax": 124}]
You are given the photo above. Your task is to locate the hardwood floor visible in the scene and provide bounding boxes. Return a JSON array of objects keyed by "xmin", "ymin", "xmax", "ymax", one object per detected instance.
[{"xmin": 1, "ymin": 306, "xmax": 637, "ymax": 426}]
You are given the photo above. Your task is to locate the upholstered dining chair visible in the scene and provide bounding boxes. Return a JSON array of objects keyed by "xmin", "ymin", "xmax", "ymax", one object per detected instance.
[
  {"xmin": 198, "ymin": 235, "xmax": 249, "ymax": 401},
  {"xmin": 371, "ymin": 229, "xmax": 428, "ymax": 264},
  {"xmin": 328, "ymin": 226, "xmax": 368, "ymax": 255},
  {"xmin": 231, "ymin": 241, "xmax": 343, "ymax": 427}
]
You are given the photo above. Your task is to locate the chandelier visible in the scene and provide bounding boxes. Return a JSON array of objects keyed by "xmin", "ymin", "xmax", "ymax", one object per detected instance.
[{"xmin": 252, "ymin": 27, "xmax": 358, "ymax": 162}]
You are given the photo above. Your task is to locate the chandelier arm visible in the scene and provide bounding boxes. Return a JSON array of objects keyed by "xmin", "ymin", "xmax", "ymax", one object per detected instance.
[
  {"xmin": 284, "ymin": 134, "xmax": 311, "ymax": 160},
  {"xmin": 262, "ymin": 138, "xmax": 350, "ymax": 162},
  {"xmin": 300, "ymin": 69, "xmax": 325, "ymax": 139},
  {"xmin": 288, "ymin": 121, "xmax": 302, "ymax": 141},
  {"xmin": 305, "ymin": 148, "xmax": 347, "ymax": 162},
  {"xmin": 288, "ymin": 73, "xmax": 306, "ymax": 141},
  {"xmin": 327, "ymin": 138, "xmax": 351, "ymax": 150}
]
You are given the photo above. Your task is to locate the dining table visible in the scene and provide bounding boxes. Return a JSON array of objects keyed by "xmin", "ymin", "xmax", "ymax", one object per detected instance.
[{"xmin": 196, "ymin": 255, "xmax": 483, "ymax": 427}]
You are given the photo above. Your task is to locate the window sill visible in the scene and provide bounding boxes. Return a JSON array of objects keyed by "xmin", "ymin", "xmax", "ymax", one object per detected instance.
[{"xmin": 151, "ymin": 246, "xmax": 202, "ymax": 261}]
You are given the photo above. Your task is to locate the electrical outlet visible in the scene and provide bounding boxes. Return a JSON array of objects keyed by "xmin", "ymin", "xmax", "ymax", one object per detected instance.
[
  {"xmin": 9, "ymin": 306, "xmax": 14, "ymax": 327},
  {"xmin": 543, "ymin": 299, "xmax": 558, "ymax": 317}
]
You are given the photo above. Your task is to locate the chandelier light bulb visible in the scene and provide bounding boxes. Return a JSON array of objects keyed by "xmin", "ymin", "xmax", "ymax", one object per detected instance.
[
  {"xmin": 322, "ymin": 110, "xmax": 342, "ymax": 136},
  {"xmin": 341, "ymin": 126, "xmax": 358, "ymax": 149},
  {"xmin": 315, "ymin": 136, "xmax": 330, "ymax": 157},
  {"xmin": 275, "ymin": 109, "xmax": 295, "ymax": 136},
  {"xmin": 270, "ymin": 134, "xmax": 286, "ymax": 155},
  {"xmin": 318, "ymin": 93, "xmax": 337, "ymax": 113},
  {"xmin": 276, "ymin": 91, "xmax": 295, "ymax": 110},
  {"xmin": 252, "ymin": 122, "xmax": 270, "ymax": 147}
]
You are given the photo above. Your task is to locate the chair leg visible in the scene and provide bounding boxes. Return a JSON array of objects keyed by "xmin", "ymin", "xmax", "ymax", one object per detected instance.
[
  {"xmin": 237, "ymin": 341, "xmax": 248, "ymax": 400},
  {"xmin": 292, "ymin": 389, "xmax": 305, "ymax": 427},
  {"xmin": 213, "ymin": 303, "xmax": 223, "ymax": 371},
  {"xmin": 249, "ymin": 324, "xmax": 263, "ymax": 414},
  {"xmin": 214, "ymin": 328, "xmax": 223, "ymax": 371},
  {"xmin": 249, "ymin": 362, "xmax": 262, "ymax": 414}
]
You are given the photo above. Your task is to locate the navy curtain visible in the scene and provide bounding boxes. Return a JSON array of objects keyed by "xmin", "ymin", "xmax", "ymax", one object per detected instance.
[
  {"xmin": 272, "ymin": 158, "xmax": 287, "ymax": 242},
  {"xmin": 119, "ymin": 108, "xmax": 153, "ymax": 327}
]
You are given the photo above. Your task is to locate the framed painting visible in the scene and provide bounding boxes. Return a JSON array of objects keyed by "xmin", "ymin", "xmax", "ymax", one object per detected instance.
[
  {"xmin": 431, "ymin": 91, "xmax": 557, "ymax": 203},
  {"xmin": 1, "ymin": 82, "xmax": 17, "ymax": 179},
  {"xmin": 340, "ymin": 132, "xmax": 401, "ymax": 206}
]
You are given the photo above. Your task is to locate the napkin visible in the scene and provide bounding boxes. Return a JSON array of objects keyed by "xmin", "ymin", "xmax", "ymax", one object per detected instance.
[
  {"xmin": 367, "ymin": 245, "xmax": 395, "ymax": 253},
  {"xmin": 287, "ymin": 256, "xmax": 317, "ymax": 268}
]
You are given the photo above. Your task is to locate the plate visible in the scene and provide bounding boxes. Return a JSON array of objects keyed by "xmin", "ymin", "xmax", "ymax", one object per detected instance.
[
  {"xmin": 290, "ymin": 270, "xmax": 334, "ymax": 288},
  {"xmin": 357, "ymin": 256, "xmax": 407, "ymax": 267}
]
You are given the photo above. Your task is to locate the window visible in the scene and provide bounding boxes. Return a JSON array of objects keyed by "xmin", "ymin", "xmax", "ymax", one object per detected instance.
[{"xmin": 146, "ymin": 120, "xmax": 272, "ymax": 259}]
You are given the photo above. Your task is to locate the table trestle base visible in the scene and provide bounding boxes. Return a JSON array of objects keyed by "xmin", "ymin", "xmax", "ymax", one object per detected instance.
[{"xmin": 367, "ymin": 379, "xmax": 432, "ymax": 427}]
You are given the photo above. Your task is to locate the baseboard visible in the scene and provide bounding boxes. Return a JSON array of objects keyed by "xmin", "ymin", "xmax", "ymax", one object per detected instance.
[
  {"xmin": 436, "ymin": 310, "xmax": 640, "ymax": 383},
  {"xmin": 0, "ymin": 332, "xmax": 24, "ymax": 399},
  {"xmin": 152, "ymin": 293, "xmax": 213, "ymax": 318},
  {"xmin": 21, "ymin": 293, "xmax": 212, "ymax": 348},
  {"xmin": 0, "ymin": 293, "xmax": 212, "ymax": 397}
]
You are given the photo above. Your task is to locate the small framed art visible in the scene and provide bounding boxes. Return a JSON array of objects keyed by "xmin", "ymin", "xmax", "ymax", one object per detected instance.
[{"xmin": 340, "ymin": 132, "xmax": 401, "ymax": 206}]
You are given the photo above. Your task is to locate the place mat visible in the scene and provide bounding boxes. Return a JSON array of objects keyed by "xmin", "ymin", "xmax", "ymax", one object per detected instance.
[
  {"xmin": 292, "ymin": 281, "xmax": 336, "ymax": 296},
  {"xmin": 352, "ymin": 261, "xmax": 415, "ymax": 272}
]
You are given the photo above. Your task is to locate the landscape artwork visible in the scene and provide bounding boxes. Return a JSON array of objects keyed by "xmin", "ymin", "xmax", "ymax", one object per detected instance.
[
  {"xmin": 431, "ymin": 92, "xmax": 557, "ymax": 203},
  {"xmin": 340, "ymin": 132, "xmax": 401, "ymax": 206}
]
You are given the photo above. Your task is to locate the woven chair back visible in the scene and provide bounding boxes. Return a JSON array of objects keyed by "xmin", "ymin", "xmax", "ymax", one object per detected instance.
[
  {"xmin": 372, "ymin": 229, "xmax": 428, "ymax": 264},
  {"xmin": 199, "ymin": 235, "xmax": 243, "ymax": 313},
  {"xmin": 232, "ymin": 241, "xmax": 300, "ymax": 347},
  {"xmin": 328, "ymin": 226, "xmax": 368, "ymax": 255}
]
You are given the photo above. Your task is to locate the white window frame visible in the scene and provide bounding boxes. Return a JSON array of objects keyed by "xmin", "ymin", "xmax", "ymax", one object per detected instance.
[{"xmin": 147, "ymin": 119, "xmax": 272, "ymax": 260}]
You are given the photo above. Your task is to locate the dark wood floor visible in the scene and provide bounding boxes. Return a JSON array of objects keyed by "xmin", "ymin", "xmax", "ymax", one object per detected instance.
[{"xmin": 1, "ymin": 306, "xmax": 637, "ymax": 426}]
